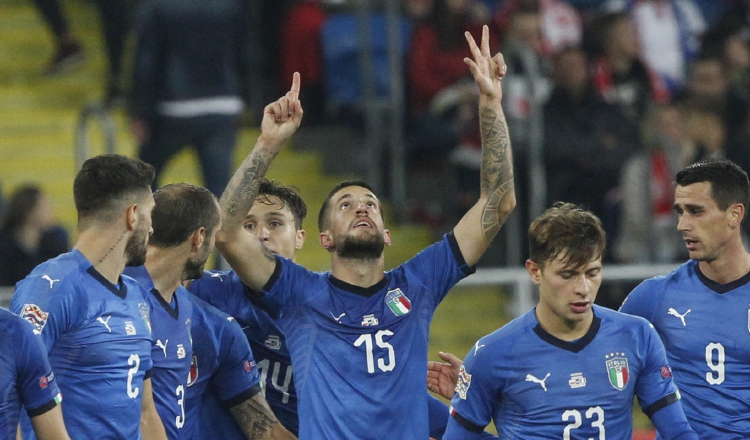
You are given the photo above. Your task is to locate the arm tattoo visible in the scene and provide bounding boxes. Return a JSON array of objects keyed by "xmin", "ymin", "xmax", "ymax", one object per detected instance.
[
  {"xmin": 222, "ymin": 152, "xmax": 272, "ymax": 219},
  {"xmin": 479, "ymin": 107, "xmax": 514, "ymax": 242},
  {"xmin": 229, "ymin": 397, "xmax": 282, "ymax": 440}
]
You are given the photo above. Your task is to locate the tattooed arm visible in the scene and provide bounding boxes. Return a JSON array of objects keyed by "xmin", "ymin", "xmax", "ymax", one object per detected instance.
[
  {"xmin": 453, "ymin": 26, "xmax": 516, "ymax": 267},
  {"xmin": 229, "ymin": 394, "xmax": 297, "ymax": 440},
  {"xmin": 215, "ymin": 73, "xmax": 304, "ymax": 292}
]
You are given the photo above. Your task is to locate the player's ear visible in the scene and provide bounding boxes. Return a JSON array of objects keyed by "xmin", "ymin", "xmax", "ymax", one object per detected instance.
[
  {"xmin": 125, "ymin": 204, "xmax": 139, "ymax": 231},
  {"xmin": 295, "ymin": 229, "xmax": 306, "ymax": 250},
  {"xmin": 729, "ymin": 202, "xmax": 745, "ymax": 227},
  {"xmin": 319, "ymin": 231, "xmax": 333, "ymax": 251},
  {"xmin": 383, "ymin": 229, "xmax": 391, "ymax": 247},
  {"xmin": 191, "ymin": 227, "xmax": 206, "ymax": 250},
  {"xmin": 526, "ymin": 259, "xmax": 542, "ymax": 285}
]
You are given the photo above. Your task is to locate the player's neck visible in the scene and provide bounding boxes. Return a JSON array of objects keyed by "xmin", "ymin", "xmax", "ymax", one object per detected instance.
[
  {"xmin": 144, "ymin": 247, "xmax": 183, "ymax": 302},
  {"xmin": 330, "ymin": 254, "xmax": 385, "ymax": 288},
  {"xmin": 698, "ymin": 239, "xmax": 750, "ymax": 285},
  {"xmin": 535, "ymin": 306, "xmax": 593, "ymax": 342},
  {"xmin": 75, "ymin": 226, "xmax": 129, "ymax": 285}
]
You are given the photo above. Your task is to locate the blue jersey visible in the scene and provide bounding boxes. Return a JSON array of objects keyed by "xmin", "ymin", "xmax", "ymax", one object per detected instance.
[
  {"xmin": 253, "ymin": 233, "xmax": 472, "ymax": 439},
  {"xmin": 189, "ymin": 269, "xmax": 297, "ymax": 435},
  {"xmin": 449, "ymin": 306, "xmax": 680, "ymax": 439},
  {"xmin": 124, "ymin": 266, "xmax": 195, "ymax": 439},
  {"xmin": 184, "ymin": 292, "xmax": 261, "ymax": 439},
  {"xmin": 11, "ymin": 250, "xmax": 154, "ymax": 440},
  {"xmin": 621, "ymin": 260, "xmax": 750, "ymax": 438},
  {"xmin": 0, "ymin": 308, "xmax": 62, "ymax": 440}
]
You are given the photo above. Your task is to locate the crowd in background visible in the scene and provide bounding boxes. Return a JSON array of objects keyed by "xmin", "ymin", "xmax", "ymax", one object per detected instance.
[{"xmin": 3, "ymin": 0, "xmax": 750, "ymax": 285}]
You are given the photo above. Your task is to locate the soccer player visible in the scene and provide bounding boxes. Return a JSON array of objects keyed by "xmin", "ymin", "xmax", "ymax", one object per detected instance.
[
  {"xmin": 0, "ymin": 307, "xmax": 69, "ymax": 440},
  {"xmin": 620, "ymin": 158, "xmax": 750, "ymax": 437},
  {"xmin": 213, "ymin": 27, "xmax": 516, "ymax": 438},
  {"xmin": 124, "ymin": 182, "xmax": 295, "ymax": 440},
  {"xmin": 444, "ymin": 203, "xmax": 697, "ymax": 439},
  {"xmin": 10, "ymin": 154, "xmax": 166, "ymax": 440}
]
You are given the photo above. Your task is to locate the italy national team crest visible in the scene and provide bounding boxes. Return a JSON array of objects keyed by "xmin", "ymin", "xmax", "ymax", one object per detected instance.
[
  {"xmin": 605, "ymin": 353, "xmax": 629, "ymax": 391},
  {"xmin": 385, "ymin": 289, "xmax": 411, "ymax": 316},
  {"xmin": 138, "ymin": 302, "xmax": 152, "ymax": 335},
  {"xmin": 21, "ymin": 304, "xmax": 49, "ymax": 335},
  {"xmin": 187, "ymin": 356, "xmax": 199, "ymax": 387}
]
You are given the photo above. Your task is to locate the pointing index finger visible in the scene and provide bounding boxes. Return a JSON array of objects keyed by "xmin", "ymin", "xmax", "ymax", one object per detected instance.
[
  {"xmin": 290, "ymin": 72, "xmax": 301, "ymax": 102},
  {"xmin": 465, "ymin": 31, "xmax": 481, "ymax": 61}
]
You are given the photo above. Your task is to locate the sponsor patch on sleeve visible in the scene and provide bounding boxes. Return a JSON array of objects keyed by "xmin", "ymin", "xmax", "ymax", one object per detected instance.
[{"xmin": 456, "ymin": 364, "xmax": 472, "ymax": 400}]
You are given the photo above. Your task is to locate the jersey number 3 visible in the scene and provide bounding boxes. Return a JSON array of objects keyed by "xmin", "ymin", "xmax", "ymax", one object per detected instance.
[{"xmin": 354, "ymin": 330, "xmax": 395, "ymax": 374}]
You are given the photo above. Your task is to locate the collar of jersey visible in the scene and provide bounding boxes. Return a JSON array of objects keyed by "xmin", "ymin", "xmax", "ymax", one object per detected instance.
[
  {"xmin": 328, "ymin": 274, "xmax": 389, "ymax": 297},
  {"xmin": 694, "ymin": 261, "xmax": 750, "ymax": 294},
  {"xmin": 150, "ymin": 288, "xmax": 180, "ymax": 319},
  {"xmin": 86, "ymin": 266, "xmax": 127, "ymax": 299},
  {"xmin": 532, "ymin": 310, "xmax": 601, "ymax": 353}
]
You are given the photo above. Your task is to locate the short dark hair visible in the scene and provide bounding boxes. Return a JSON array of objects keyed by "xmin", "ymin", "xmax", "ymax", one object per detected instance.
[
  {"xmin": 1, "ymin": 184, "xmax": 42, "ymax": 232},
  {"xmin": 528, "ymin": 202, "xmax": 606, "ymax": 269},
  {"xmin": 317, "ymin": 180, "xmax": 381, "ymax": 232},
  {"xmin": 258, "ymin": 180, "xmax": 307, "ymax": 230},
  {"xmin": 149, "ymin": 183, "xmax": 220, "ymax": 248},
  {"xmin": 73, "ymin": 154, "xmax": 155, "ymax": 222},
  {"xmin": 676, "ymin": 159, "xmax": 750, "ymax": 213}
]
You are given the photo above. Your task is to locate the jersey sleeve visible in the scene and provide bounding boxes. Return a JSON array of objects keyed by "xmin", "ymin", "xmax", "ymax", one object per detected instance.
[
  {"xmin": 189, "ymin": 270, "xmax": 267, "ymax": 322},
  {"xmin": 254, "ymin": 255, "xmax": 325, "ymax": 316},
  {"xmin": 399, "ymin": 232, "xmax": 476, "ymax": 308},
  {"xmin": 448, "ymin": 338, "xmax": 497, "ymax": 435},
  {"xmin": 210, "ymin": 313, "xmax": 261, "ymax": 404},
  {"xmin": 633, "ymin": 319, "xmax": 680, "ymax": 416},
  {"xmin": 11, "ymin": 275, "xmax": 82, "ymax": 352},
  {"xmin": 619, "ymin": 278, "xmax": 660, "ymax": 322},
  {"xmin": 15, "ymin": 315, "xmax": 62, "ymax": 417}
]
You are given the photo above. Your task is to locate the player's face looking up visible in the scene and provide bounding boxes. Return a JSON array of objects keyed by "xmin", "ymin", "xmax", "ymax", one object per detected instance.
[
  {"xmin": 244, "ymin": 195, "xmax": 304, "ymax": 261},
  {"xmin": 528, "ymin": 254, "xmax": 602, "ymax": 333},
  {"xmin": 321, "ymin": 186, "xmax": 391, "ymax": 260},
  {"xmin": 125, "ymin": 192, "xmax": 155, "ymax": 267},
  {"xmin": 674, "ymin": 182, "xmax": 737, "ymax": 263}
]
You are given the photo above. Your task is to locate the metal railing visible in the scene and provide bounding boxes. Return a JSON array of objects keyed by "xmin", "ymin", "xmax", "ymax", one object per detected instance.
[
  {"xmin": 74, "ymin": 103, "xmax": 117, "ymax": 169},
  {"xmin": 457, "ymin": 264, "xmax": 680, "ymax": 317}
]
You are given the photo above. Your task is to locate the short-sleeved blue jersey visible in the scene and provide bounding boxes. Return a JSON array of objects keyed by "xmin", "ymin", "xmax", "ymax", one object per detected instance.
[
  {"xmin": 189, "ymin": 269, "xmax": 297, "ymax": 435},
  {"xmin": 449, "ymin": 306, "xmax": 680, "ymax": 439},
  {"xmin": 184, "ymin": 292, "xmax": 261, "ymax": 439},
  {"xmin": 11, "ymin": 250, "xmax": 154, "ymax": 440},
  {"xmin": 620, "ymin": 260, "xmax": 750, "ymax": 438},
  {"xmin": 0, "ymin": 308, "xmax": 62, "ymax": 440},
  {"xmin": 124, "ymin": 265, "xmax": 195, "ymax": 439},
  {"xmin": 252, "ymin": 233, "xmax": 472, "ymax": 439}
]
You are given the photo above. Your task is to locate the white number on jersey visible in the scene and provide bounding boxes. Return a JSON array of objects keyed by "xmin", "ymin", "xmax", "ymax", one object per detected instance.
[
  {"xmin": 705, "ymin": 342, "xmax": 725, "ymax": 385},
  {"xmin": 127, "ymin": 354, "xmax": 140, "ymax": 399},
  {"xmin": 353, "ymin": 330, "xmax": 396, "ymax": 374},
  {"xmin": 562, "ymin": 406, "xmax": 605, "ymax": 440},
  {"xmin": 175, "ymin": 385, "xmax": 185, "ymax": 429},
  {"xmin": 257, "ymin": 359, "xmax": 294, "ymax": 403}
]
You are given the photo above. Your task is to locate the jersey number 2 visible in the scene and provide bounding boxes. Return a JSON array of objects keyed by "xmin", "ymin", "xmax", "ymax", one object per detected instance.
[
  {"xmin": 127, "ymin": 354, "xmax": 140, "ymax": 399},
  {"xmin": 354, "ymin": 330, "xmax": 395, "ymax": 374}
]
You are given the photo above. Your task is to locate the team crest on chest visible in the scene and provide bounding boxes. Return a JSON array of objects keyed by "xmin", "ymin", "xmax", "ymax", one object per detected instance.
[
  {"xmin": 605, "ymin": 352, "xmax": 629, "ymax": 391},
  {"xmin": 21, "ymin": 304, "xmax": 49, "ymax": 335},
  {"xmin": 385, "ymin": 288, "xmax": 411, "ymax": 316}
]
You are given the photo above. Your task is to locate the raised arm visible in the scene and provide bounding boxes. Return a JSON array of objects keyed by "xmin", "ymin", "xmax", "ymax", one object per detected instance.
[
  {"xmin": 216, "ymin": 73, "xmax": 303, "ymax": 292},
  {"xmin": 452, "ymin": 26, "xmax": 516, "ymax": 267}
]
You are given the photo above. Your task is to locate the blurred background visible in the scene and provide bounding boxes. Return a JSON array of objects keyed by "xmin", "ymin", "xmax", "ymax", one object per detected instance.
[{"xmin": 2, "ymin": 0, "xmax": 748, "ymax": 436}]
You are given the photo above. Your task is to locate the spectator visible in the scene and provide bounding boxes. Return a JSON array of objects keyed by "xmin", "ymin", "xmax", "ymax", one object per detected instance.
[
  {"xmin": 616, "ymin": 104, "xmax": 691, "ymax": 263},
  {"xmin": 544, "ymin": 46, "xmax": 640, "ymax": 250},
  {"xmin": 129, "ymin": 0, "xmax": 251, "ymax": 197},
  {"xmin": 30, "ymin": 0, "xmax": 84, "ymax": 74},
  {"xmin": 0, "ymin": 185, "xmax": 69, "ymax": 286},
  {"xmin": 590, "ymin": 12, "xmax": 669, "ymax": 124},
  {"xmin": 494, "ymin": 0, "xmax": 582, "ymax": 58},
  {"xmin": 605, "ymin": 0, "xmax": 706, "ymax": 93}
]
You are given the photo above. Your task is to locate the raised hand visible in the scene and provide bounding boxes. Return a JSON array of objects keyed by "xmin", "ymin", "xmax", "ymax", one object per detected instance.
[
  {"xmin": 259, "ymin": 72, "xmax": 304, "ymax": 149},
  {"xmin": 427, "ymin": 352, "xmax": 463, "ymax": 400},
  {"xmin": 464, "ymin": 25, "xmax": 506, "ymax": 101}
]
